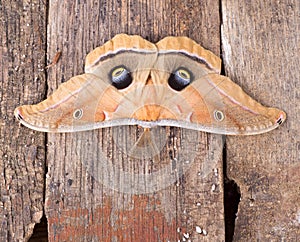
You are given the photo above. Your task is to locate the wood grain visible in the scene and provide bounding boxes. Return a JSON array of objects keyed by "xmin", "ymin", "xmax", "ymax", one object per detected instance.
[
  {"xmin": 45, "ymin": 0, "xmax": 224, "ymax": 241},
  {"xmin": 222, "ymin": 0, "xmax": 300, "ymax": 240},
  {"xmin": 5, "ymin": 1, "xmax": 297, "ymax": 241},
  {"xmin": 0, "ymin": 1, "xmax": 47, "ymax": 241}
]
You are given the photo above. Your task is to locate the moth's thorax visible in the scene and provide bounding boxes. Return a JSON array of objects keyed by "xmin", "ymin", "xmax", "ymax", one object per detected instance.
[{"xmin": 132, "ymin": 104, "xmax": 176, "ymax": 121}]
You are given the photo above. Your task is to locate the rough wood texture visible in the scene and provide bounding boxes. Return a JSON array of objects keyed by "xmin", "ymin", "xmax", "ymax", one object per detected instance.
[
  {"xmin": 0, "ymin": 1, "xmax": 47, "ymax": 241},
  {"xmin": 4, "ymin": 1, "xmax": 298, "ymax": 241},
  {"xmin": 45, "ymin": 0, "xmax": 224, "ymax": 241},
  {"xmin": 222, "ymin": 0, "xmax": 300, "ymax": 241}
]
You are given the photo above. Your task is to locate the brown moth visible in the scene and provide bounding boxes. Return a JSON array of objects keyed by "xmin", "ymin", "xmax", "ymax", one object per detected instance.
[{"xmin": 14, "ymin": 34, "xmax": 286, "ymax": 135}]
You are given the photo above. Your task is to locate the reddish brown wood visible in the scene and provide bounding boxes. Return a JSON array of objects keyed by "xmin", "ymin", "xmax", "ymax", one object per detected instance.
[
  {"xmin": 45, "ymin": 0, "xmax": 224, "ymax": 241},
  {"xmin": 2, "ymin": 1, "xmax": 299, "ymax": 241}
]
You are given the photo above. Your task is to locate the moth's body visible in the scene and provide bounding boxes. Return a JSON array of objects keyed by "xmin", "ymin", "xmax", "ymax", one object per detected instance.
[{"xmin": 15, "ymin": 34, "xmax": 286, "ymax": 135}]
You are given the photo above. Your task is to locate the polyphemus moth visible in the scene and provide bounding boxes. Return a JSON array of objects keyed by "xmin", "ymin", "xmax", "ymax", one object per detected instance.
[{"xmin": 14, "ymin": 34, "xmax": 286, "ymax": 135}]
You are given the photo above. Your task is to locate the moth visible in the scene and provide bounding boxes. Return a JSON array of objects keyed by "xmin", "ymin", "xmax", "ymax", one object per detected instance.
[{"xmin": 14, "ymin": 34, "xmax": 286, "ymax": 135}]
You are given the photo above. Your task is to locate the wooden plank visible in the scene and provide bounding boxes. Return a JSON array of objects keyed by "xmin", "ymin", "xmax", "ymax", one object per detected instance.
[
  {"xmin": 45, "ymin": 0, "xmax": 224, "ymax": 241},
  {"xmin": 0, "ymin": 1, "xmax": 47, "ymax": 241},
  {"xmin": 221, "ymin": 0, "xmax": 300, "ymax": 241}
]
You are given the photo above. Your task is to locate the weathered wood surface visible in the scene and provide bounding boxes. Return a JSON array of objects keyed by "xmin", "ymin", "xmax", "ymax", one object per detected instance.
[
  {"xmin": 222, "ymin": 0, "xmax": 300, "ymax": 241},
  {"xmin": 1, "ymin": 0, "xmax": 298, "ymax": 241},
  {"xmin": 45, "ymin": 0, "xmax": 224, "ymax": 242},
  {"xmin": 0, "ymin": 1, "xmax": 47, "ymax": 241}
]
